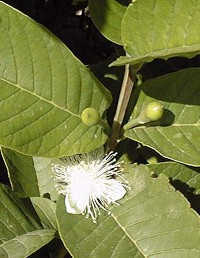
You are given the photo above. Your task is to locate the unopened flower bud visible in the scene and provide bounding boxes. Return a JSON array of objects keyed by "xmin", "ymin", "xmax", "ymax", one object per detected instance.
[
  {"xmin": 145, "ymin": 102, "xmax": 164, "ymax": 121},
  {"xmin": 81, "ymin": 107, "xmax": 100, "ymax": 127}
]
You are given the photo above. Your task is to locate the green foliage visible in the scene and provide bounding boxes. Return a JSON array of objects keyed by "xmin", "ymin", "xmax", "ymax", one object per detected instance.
[
  {"xmin": 125, "ymin": 68, "xmax": 200, "ymax": 166},
  {"xmin": 31, "ymin": 197, "xmax": 57, "ymax": 229},
  {"xmin": 56, "ymin": 165, "xmax": 200, "ymax": 258},
  {"xmin": 0, "ymin": 184, "xmax": 56, "ymax": 257},
  {"xmin": 89, "ymin": 0, "xmax": 130, "ymax": 44},
  {"xmin": 33, "ymin": 156, "xmax": 58, "ymax": 201},
  {"xmin": 112, "ymin": 0, "xmax": 200, "ymax": 66},
  {"xmin": 148, "ymin": 162, "xmax": 200, "ymax": 194},
  {"xmin": 1, "ymin": 147, "xmax": 39, "ymax": 197},
  {"xmin": 0, "ymin": 2, "xmax": 111, "ymax": 157},
  {"xmin": 0, "ymin": 0, "xmax": 200, "ymax": 257}
]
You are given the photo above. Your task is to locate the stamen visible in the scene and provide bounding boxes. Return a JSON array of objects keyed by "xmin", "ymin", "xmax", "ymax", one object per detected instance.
[{"xmin": 52, "ymin": 149, "xmax": 129, "ymax": 222}]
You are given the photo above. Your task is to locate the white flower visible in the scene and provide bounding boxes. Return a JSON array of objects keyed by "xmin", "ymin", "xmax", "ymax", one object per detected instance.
[{"xmin": 52, "ymin": 149, "xmax": 129, "ymax": 223}]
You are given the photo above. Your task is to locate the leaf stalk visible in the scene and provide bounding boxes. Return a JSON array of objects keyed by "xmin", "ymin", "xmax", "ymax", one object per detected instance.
[{"xmin": 107, "ymin": 64, "xmax": 134, "ymax": 151}]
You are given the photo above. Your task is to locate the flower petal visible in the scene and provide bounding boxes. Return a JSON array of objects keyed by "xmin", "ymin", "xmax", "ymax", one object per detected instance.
[
  {"xmin": 104, "ymin": 179, "xmax": 126, "ymax": 203},
  {"xmin": 65, "ymin": 187, "xmax": 90, "ymax": 214},
  {"xmin": 65, "ymin": 194, "xmax": 86, "ymax": 214},
  {"xmin": 53, "ymin": 149, "xmax": 129, "ymax": 222},
  {"xmin": 65, "ymin": 196, "xmax": 81, "ymax": 214}
]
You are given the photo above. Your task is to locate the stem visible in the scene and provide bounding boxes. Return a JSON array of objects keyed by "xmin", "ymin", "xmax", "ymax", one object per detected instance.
[
  {"xmin": 123, "ymin": 107, "xmax": 151, "ymax": 131},
  {"xmin": 99, "ymin": 119, "xmax": 111, "ymax": 134},
  {"xmin": 107, "ymin": 64, "xmax": 134, "ymax": 151},
  {"xmin": 57, "ymin": 246, "xmax": 68, "ymax": 258},
  {"xmin": 123, "ymin": 118, "xmax": 140, "ymax": 131}
]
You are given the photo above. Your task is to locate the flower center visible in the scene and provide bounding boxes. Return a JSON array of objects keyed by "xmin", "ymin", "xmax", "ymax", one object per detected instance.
[
  {"xmin": 69, "ymin": 164, "xmax": 94, "ymax": 198},
  {"xmin": 52, "ymin": 149, "xmax": 129, "ymax": 222}
]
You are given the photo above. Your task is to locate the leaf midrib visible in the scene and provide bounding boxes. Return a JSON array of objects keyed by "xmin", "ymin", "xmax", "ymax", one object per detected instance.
[
  {"xmin": 0, "ymin": 229, "xmax": 56, "ymax": 247},
  {"xmin": 0, "ymin": 77, "xmax": 81, "ymax": 119},
  {"xmin": 111, "ymin": 212, "xmax": 146, "ymax": 257},
  {"xmin": 123, "ymin": 43, "xmax": 200, "ymax": 64},
  {"xmin": 131, "ymin": 124, "xmax": 200, "ymax": 129}
]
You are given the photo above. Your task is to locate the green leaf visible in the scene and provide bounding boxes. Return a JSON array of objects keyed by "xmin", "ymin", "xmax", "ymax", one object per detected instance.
[
  {"xmin": 31, "ymin": 197, "xmax": 57, "ymax": 229},
  {"xmin": 0, "ymin": 148, "xmax": 57, "ymax": 200},
  {"xmin": 110, "ymin": 55, "xmax": 143, "ymax": 67},
  {"xmin": 56, "ymin": 165, "xmax": 200, "ymax": 258},
  {"xmin": 1, "ymin": 148, "xmax": 39, "ymax": 197},
  {"xmin": 148, "ymin": 162, "xmax": 200, "ymax": 194},
  {"xmin": 0, "ymin": 230, "xmax": 55, "ymax": 258},
  {"xmin": 0, "ymin": 2, "xmax": 111, "ymax": 157},
  {"xmin": 89, "ymin": 55, "xmax": 125, "ymax": 123},
  {"xmin": 148, "ymin": 162, "xmax": 200, "ymax": 213},
  {"xmin": 0, "ymin": 184, "xmax": 55, "ymax": 257},
  {"xmin": 120, "ymin": 0, "xmax": 200, "ymax": 65},
  {"xmin": 125, "ymin": 68, "xmax": 200, "ymax": 166},
  {"xmin": 88, "ymin": 0, "xmax": 130, "ymax": 45},
  {"xmin": 33, "ymin": 157, "xmax": 58, "ymax": 201}
]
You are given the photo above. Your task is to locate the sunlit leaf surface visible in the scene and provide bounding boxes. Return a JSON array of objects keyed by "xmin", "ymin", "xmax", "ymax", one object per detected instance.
[
  {"xmin": 125, "ymin": 68, "xmax": 200, "ymax": 166},
  {"xmin": 0, "ymin": 2, "xmax": 111, "ymax": 157},
  {"xmin": 0, "ymin": 184, "xmax": 55, "ymax": 257},
  {"xmin": 56, "ymin": 165, "xmax": 200, "ymax": 257}
]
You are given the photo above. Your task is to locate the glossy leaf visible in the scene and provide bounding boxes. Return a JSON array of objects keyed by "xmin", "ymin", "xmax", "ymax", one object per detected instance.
[
  {"xmin": 125, "ymin": 68, "xmax": 200, "ymax": 166},
  {"xmin": 33, "ymin": 157, "xmax": 58, "ymax": 201},
  {"xmin": 31, "ymin": 197, "xmax": 57, "ymax": 229},
  {"xmin": 116, "ymin": 0, "xmax": 200, "ymax": 65},
  {"xmin": 0, "ymin": 230, "xmax": 55, "ymax": 258},
  {"xmin": 88, "ymin": 0, "xmax": 130, "ymax": 45},
  {"xmin": 56, "ymin": 165, "xmax": 200, "ymax": 257},
  {"xmin": 148, "ymin": 162, "xmax": 200, "ymax": 213},
  {"xmin": 1, "ymin": 148, "xmax": 57, "ymax": 200},
  {"xmin": 1, "ymin": 148, "xmax": 39, "ymax": 197},
  {"xmin": 148, "ymin": 162, "xmax": 200, "ymax": 194},
  {"xmin": 0, "ymin": 184, "xmax": 55, "ymax": 257},
  {"xmin": 0, "ymin": 2, "xmax": 111, "ymax": 157}
]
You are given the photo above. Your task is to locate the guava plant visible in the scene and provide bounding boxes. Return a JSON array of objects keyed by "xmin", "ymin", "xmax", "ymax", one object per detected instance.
[{"xmin": 0, "ymin": 1, "xmax": 200, "ymax": 258}]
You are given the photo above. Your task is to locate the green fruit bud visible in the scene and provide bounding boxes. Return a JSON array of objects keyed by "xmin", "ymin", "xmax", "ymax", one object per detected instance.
[
  {"xmin": 81, "ymin": 108, "xmax": 100, "ymax": 127},
  {"xmin": 145, "ymin": 102, "xmax": 164, "ymax": 121}
]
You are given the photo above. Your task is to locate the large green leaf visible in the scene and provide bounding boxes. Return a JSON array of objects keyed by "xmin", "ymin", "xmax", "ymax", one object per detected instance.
[
  {"xmin": 31, "ymin": 197, "xmax": 57, "ymax": 229},
  {"xmin": 33, "ymin": 157, "xmax": 58, "ymax": 201},
  {"xmin": 1, "ymin": 148, "xmax": 57, "ymax": 200},
  {"xmin": 113, "ymin": 0, "xmax": 200, "ymax": 66},
  {"xmin": 148, "ymin": 162, "xmax": 200, "ymax": 194},
  {"xmin": 148, "ymin": 162, "xmax": 200, "ymax": 213},
  {"xmin": 0, "ymin": 230, "xmax": 55, "ymax": 258},
  {"xmin": 125, "ymin": 68, "xmax": 200, "ymax": 166},
  {"xmin": 0, "ymin": 2, "xmax": 111, "ymax": 157},
  {"xmin": 0, "ymin": 184, "xmax": 55, "ymax": 257},
  {"xmin": 88, "ymin": 0, "xmax": 130, "ymax": 45},
  {"xmin": 56, "ymin": 165, "xmax": 200, "ymax": 257},
  {"xmin": 1, "ymin": 148, "xmax": 39, "ymax": 197}
]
